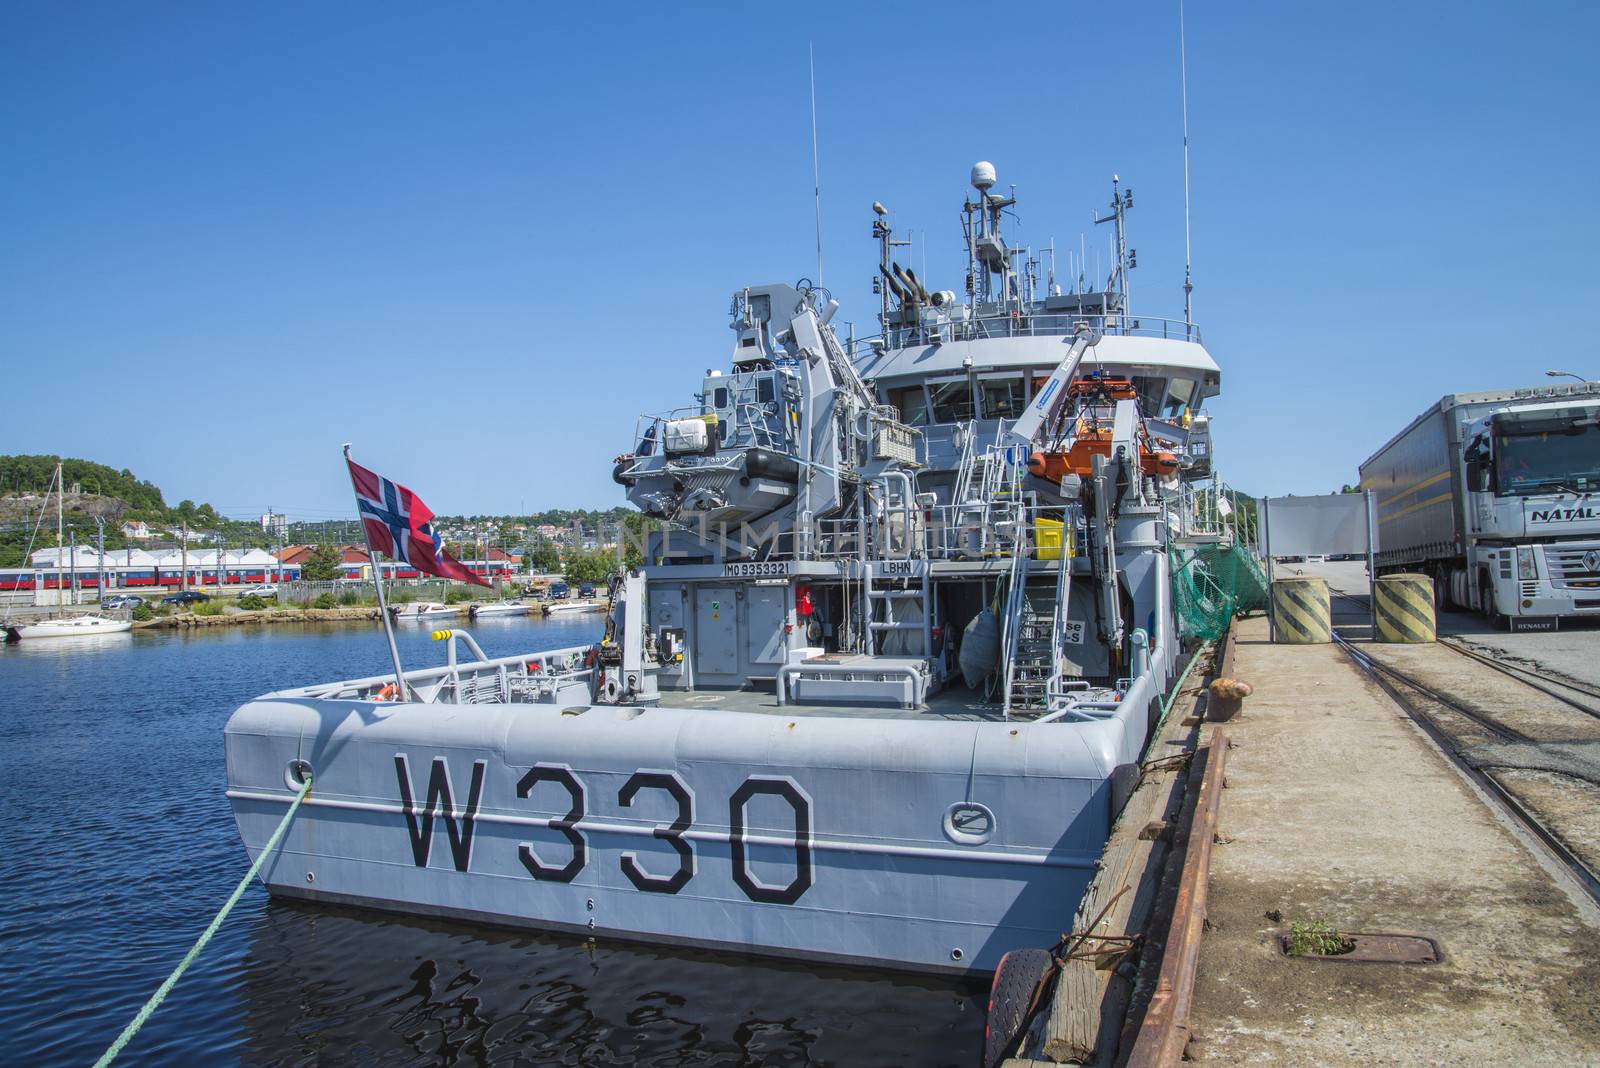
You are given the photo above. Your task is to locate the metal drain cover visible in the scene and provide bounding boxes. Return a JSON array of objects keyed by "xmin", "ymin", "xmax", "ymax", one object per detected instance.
[{"xmin": 1280, "ymin": 933, "xmax": 1440, "ymax": 964}]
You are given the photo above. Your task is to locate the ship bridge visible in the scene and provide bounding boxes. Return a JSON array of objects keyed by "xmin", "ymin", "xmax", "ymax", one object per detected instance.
[
  {"xmin": 853, "ymin": 163, "xmax": 1220, "ymax": 490},
  {"xmin": 856, "ymin": 331, "xmax": 1220, "ymax": 429}
]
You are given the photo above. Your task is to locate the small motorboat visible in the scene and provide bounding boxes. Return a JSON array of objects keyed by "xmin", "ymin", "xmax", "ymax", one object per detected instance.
[
  {"xmin": 7, "ymin": 614, "xmax": 134, "ymax": 640},
  {"xmin": 391, "ymin": 602, "xmax": 460, "ymax": 620},
  {"xmin": 468, "ymin": 601, "xmax": 529, "ymax": 618},
  {"xmin": 541, "ymin": 600, "xmax": 607, "ymax": 615}
]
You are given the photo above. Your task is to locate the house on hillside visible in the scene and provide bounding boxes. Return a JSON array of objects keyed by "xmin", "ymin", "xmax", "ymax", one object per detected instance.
[{"xmin": 121, "ymin": 521, "xmax": 152, "ymax": 541}]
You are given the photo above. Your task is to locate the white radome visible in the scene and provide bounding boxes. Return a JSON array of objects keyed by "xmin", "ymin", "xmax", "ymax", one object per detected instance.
[{"xmin": 970, "ymin": 160, "xmax": 997, "ymax": 191}]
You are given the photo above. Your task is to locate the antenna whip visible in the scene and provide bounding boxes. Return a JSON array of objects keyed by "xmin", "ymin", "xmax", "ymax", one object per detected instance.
[
  {"xmin": 809, "ymin": 43, "xmax": 824, "ymax": 289},
  {"xmin": 1179, "ymin": 0, "xmax": 1194, "ymax": 327}
]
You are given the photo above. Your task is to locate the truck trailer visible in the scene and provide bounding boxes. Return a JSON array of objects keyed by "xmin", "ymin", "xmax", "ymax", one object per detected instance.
[{"xmin": 1359, "ymin": 381, "xmax": 1600, "ymax": 630}]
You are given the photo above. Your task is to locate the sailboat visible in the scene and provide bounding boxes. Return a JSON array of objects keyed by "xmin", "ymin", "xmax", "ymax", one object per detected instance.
[
  {"xmin": 12, "ymin": 614, "xmax": 133, "ymax": 639},
  {"xmin": 3, "ymin": 463, "xmax": 132, "ymax": 641}
]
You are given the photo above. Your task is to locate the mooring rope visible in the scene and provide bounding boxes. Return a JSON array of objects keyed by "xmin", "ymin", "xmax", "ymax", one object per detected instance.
[
  {"xmin": 92, "ymin": 775, "xmax": 312, "ymax": 1068},
  {"xmin": 1151, "ymin": 638, "xmax": 1213, "ymax": 739}
]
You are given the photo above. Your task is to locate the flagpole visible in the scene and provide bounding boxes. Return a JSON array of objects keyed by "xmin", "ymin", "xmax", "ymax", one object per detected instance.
[{"xmin": 344, "ymin": 443, "xmax": 410, "ymax": 700}]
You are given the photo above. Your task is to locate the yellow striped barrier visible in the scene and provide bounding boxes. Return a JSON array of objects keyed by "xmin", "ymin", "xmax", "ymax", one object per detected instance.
[
  {"xmin": 1271, "ymin": 576, "xmax": 1331, "ymax": 644},
  {"xmin": 1374, "ymin": 573, "xmax": 1436, "ymax": 643}
]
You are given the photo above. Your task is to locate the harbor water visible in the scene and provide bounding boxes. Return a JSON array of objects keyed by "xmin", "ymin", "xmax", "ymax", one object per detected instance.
[{"xmin": 0, "ymin": 616, "xmax": 982, "ymax": 1066}]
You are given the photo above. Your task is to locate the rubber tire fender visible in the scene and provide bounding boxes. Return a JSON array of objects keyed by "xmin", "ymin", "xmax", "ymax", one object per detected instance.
[{"xmin": 983, "ymin": 947, "xmax": 1053, "ymax": 1068}]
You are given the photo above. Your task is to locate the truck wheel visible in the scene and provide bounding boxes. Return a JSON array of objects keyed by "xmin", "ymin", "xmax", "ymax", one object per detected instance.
[{"xmin": 984, "ymin": 948, "xmax": 1053, "ymax": 1068}]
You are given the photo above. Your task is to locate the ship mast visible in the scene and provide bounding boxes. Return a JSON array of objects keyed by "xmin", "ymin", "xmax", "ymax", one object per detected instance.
[
  {"xmin": 1094, "ymin": 176, "xmax": 1134, "ymax": 322},
  {"xmin": 963, "ymin": 162, "xmax": 1015, "ymax": 309}
]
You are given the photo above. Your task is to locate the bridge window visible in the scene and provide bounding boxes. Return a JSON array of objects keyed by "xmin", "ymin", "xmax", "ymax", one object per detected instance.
[
  {"xmin": 979, "ymin": 377, "xmax": 1025, "ymax": 419},
  {"xmin": 1162, "ymin": 378, "xmax": 1195, "ymax": 418},
  {"xmin": 886, "ymin": 385, "xmax": 930, "ymax": 427},
  {"xmin": 928, "ymin": 379, "xmax": 975, "ymax": 423}
]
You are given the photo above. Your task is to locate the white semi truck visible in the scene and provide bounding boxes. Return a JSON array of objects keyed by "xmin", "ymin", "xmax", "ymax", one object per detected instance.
[{"xmin": 1360, "ymin": 382, "xmax": 1600, "ymax": 630}]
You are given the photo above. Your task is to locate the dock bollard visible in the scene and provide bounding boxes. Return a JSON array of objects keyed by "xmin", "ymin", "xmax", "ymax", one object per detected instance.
[
  {"xmin": 1271, "ymin": 576, "xmax": 1331, "ymax": 644},
  {"xmin": 1373, "ymin": 573, "xmax": 1436, "ymax": 643}
]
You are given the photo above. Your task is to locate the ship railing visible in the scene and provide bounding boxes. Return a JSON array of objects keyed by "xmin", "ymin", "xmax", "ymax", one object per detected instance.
[
  {"xmin": 268, "ymin": 641, "xmax": 597, "ymax": 706},
  {"xmin": 880, "ymin": 311, "xmax": 1201, "ymax": 350},
  {"xmin": 794, "ymin": 498, "xmax": 1084, "ymax": 564},
  {"xmin": 622, "ymin": 408, "xmax": 797, "ymax": 475},
  {"xmin": 907, "ymin": 500, "xmax": 1079, "ymax": 563},
  {"xmin": 1166, "ymin": 476, "xmax": 1253, "ymax": 546},
  {"xmin": 1036, "ymin": 678, "xmax": 1128, "ymax": 723},
  {"xmin": 625, "ymin": 407, "xmax": 720, "ymax": 461},
  {"xmin": 730, "ymin": 401, "xmax": 785, "ymax": 450}
]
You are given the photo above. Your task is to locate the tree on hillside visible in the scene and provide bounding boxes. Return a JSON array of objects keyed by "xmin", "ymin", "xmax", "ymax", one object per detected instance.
[
  {"xmin": 563, "ymin": 551, "xmax": 617, "ymax": 587},
  {"xmin": 300, "ymin": 544, "xmax": 344, "ymax": 582},
  {"xmin": 528, "ymin": 542, "xmax": 561, "ymax": 573}
]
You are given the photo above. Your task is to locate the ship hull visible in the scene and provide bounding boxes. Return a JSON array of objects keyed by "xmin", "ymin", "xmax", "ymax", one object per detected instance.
[{"xmin": 225, "ymin": 690, "xmax": 1155, "ymax": 975}]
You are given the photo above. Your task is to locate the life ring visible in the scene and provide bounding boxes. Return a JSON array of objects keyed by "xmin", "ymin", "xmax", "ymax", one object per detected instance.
[{"xmin": 376, "ymin": 683, "xmax": 398, "ymax": 702}]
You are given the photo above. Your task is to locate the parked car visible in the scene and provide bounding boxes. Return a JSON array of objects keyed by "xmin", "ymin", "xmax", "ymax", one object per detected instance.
[
  {"xmin": 239, "ymin": 583, "xmax": 279, "ymax": 597},
  {"xmin": 577, "ymin": 582, "xmax": 596, "ymax": 599},
  {"xmin": 103, "ymin": 594, "xmax": 145, "ymax": 609},
  {"xmin": 161, "ymin": 591, "xmax": 210, "ymax": 606},
  {"xmin": 547, "ymin": 582, "xmax": 570, "ymax": 600}
]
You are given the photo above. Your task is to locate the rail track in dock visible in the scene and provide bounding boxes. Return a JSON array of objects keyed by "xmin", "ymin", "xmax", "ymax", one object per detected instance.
[
  {"xmin": 1333, "ymin": 629, "xmax": 1600, "ymax": 909},
  {"xmin": 1437, "ymin": 635, "xmax": 1600, "ymax": 718}
]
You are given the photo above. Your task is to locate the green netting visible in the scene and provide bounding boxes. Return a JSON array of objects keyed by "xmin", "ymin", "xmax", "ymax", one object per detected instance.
[{"xmin": 1172, "ymin": 542, "xmax": 1269, "ymax": 640}]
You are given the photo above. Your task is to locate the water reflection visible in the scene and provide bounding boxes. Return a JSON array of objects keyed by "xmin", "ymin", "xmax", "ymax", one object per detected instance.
[{"xmin": 238, "ymin": 901, "xmax": 979, "ymax": 1067}]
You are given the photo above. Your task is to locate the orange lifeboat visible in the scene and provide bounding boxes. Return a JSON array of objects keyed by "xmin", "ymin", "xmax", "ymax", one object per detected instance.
[{"xmin": 1026, "ymin": 377, "xmax": 1180, "ymax": 483}]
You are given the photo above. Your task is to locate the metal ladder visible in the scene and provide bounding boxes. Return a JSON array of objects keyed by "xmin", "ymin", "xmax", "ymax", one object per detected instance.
[
  {"xmin": 863, "ymin": 474, "xmax": 934, "ymax": 662},
  {"xmin": 1050, "ymin": 507, "xmax": 1077, "ymax": 669},
  {"xmin": 959, "ymin": 442, "xmax": 1026, "ymax": 559},
  {"xmin": 952, "ymin": 421, "xmax": 980, "ymax": 508},
  {"xmin": 1004, "ymin": 579, "xmax": 1062, "ymax": 711},
  {"xmin": 994, "ymin": 448, "xmax": 1035, "ymax": 711},
  {"xmin": 866, "ymin": 566, "xmax": 933, "ymax": 659}
]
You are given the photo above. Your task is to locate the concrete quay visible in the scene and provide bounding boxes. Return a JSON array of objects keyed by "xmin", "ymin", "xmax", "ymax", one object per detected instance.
[{"xmin": 1185, "ymin": 611, "xmax": 1600, "ymax": 1065}]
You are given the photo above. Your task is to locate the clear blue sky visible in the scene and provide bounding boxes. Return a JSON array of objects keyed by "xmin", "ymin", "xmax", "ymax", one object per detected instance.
[{"xmin": 3, "ymin": 1, "xmax": 1596, "ymax": 520}]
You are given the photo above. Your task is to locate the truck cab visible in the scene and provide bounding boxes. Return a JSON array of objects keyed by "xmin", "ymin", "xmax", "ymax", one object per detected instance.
[{"xmin": 1463, "ymin": 401, "xmax": 1600, "ymax": 622}]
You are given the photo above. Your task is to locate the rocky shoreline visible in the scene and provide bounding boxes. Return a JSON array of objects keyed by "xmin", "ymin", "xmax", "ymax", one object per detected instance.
[{"xmin": 134, "ymin": 606, "xmax": 383, "ymax": 629}]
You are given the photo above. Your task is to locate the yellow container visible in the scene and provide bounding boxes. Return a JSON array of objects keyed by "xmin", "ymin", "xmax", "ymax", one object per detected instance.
[{"xmin": 1035, "ymin": 518, "xmax": 1075, "ymax": 560}]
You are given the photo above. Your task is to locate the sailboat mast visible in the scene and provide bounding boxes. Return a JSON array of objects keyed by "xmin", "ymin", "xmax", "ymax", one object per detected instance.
[{"xmin": 55, "ymin": 462, "xmax": 64, "ymax": 616}]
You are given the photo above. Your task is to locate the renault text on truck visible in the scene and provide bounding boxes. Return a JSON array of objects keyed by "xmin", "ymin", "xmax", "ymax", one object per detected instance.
[{"xmin": 1359, "ymin": 382, "xmax": 1600, "ymax": 630}]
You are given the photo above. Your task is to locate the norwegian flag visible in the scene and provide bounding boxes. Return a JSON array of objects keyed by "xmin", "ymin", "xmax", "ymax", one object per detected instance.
[{"xmin": 346, "ymin": 455, "xmax": 490, "ymax": 587}]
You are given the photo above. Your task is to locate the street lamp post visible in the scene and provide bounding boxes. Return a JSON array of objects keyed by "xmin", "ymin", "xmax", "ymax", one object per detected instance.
[{"xmin": 1546, "ymin": 369, "xmax": 1589, "ymax": 383}]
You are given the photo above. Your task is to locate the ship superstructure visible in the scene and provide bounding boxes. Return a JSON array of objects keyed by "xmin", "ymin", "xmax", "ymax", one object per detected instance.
[
  {"xmin": 224, "ymin": 162, "xmax": 1228, "ymax": 975},
  {"xmin": 609, "ymin": 162, "xmax": 1219, "ymax": 715}
]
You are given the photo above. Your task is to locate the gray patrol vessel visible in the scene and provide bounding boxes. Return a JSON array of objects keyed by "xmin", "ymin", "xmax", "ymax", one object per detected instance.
[{"xmin": 225, "ymin": 162, "xmax": 1224, "ymax": 974}]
